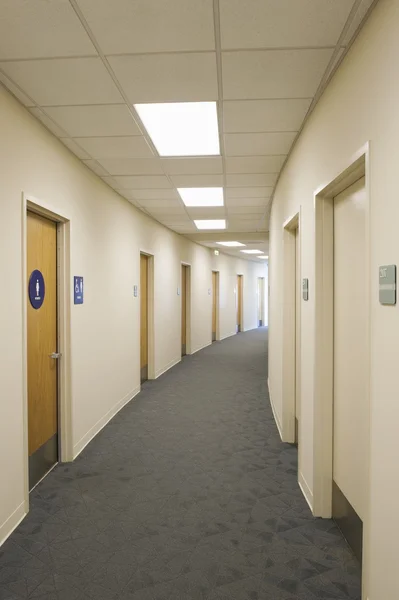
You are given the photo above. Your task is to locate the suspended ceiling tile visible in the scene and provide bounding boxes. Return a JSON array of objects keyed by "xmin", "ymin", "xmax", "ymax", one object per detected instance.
[
  {"xmin": 224, "ymin": 132, "xmax": 296, "ymax": 156},
  {"xmin": 0, "ymin": 72, "xmax": 35, "ymax": 106},
  {"xmin": 186, "ymin": 207, "xmax": 226, "ymax": 219},
  {"xmin": 222, "ymin": 49, "xmax": 334, "ymax": 100},
  {"xmin": 126, "ymin": 189, "xmax": 180, "ymax": 200},
  {"xmin": 101, "ymin": 176, "xmax": 121, "ymax": 190},
  {"xmin": 108, "ymin": 53, "xmax": 218, "ymax": 103},
  {"xmin": 170, "ymin": 174, "xmax": 223, "ymax": 188},
  {"xmin": 97, "ymin": 158, "xmax": 164, "ymax": 176},
  {"xmin": 0, "ymin": 58, "xmax": 123, "ymax": 106},
  {"xmin": 341, "ymin": 0, "xmax": 375, "ymax": 46},
  {"xmin": 226, "ymin": 187, "xmax": 273, "ymax": 198},
  {"xmin": 323, "ymin": 47, "xmax": 346, "ymax": 82},
  {"xmin": 219, "ymin": 0, "xmax": 354, "ymax": 50},
  {"xmin": 110, "ymin": 175, "xmax": 172, "ymax": 190},
  {"xmin": 227, "ymin": 206, "xmax": 267, "ymax": 215},
  {"xmin": 82, "ymin": 160, "xmax": 110, "ymax": 177},
  {"xmin": 226, "ymin": 173, "xmax": 277, "ymax": 187},
  {"xmin": 161, "ymin": 157, "xmax": 223, "ymax": 175},
  {"xmin": 29, "ymin": 108, "xmax": 69, "ymax": 137},
  {"xmin": 76, "ymin": 0, "xmax": 215, "ymax": 54},
  {"xmin": 223, "ymin": 98, "xmax": 312, "ymax": 133},
  {"xmin": 226, "ymin": 197, "xmax": 270, "ymax": 207},
  {"xmin": 135, "ymin": 199, "xmax": 182, "ymax": 208},
  {"xmin": 225, "ymin": 156, "xmax": 286, "ymax": 174},
  {"xmin": 74, "ymin": 136, "xmax": 154, "ymax": 159},
  {"xmin": 0, "ymin": 0, "xmax": 96, "ymax": 60},
  {"xmin": 60, "ymin": 138, "xmax": 90, "ymax": 159},
  {"xmin": 44, "ymin": 105, "xmax": 141, "ymax": 138},
  {"xmin": 146, "ymin": 207, "xmax": 187, "ymax": 216}
]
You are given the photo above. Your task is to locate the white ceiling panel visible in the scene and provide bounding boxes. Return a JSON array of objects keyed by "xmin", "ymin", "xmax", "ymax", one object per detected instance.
[
  {"xmin": 342, "ymin": 0, "xmax": 375, "ymax": 46},
  {"xmin": 108, "ymin": 54, "xmax": 218, "ymax": 103},
  {"xmin": 170, "ymin": 174, "xmax": 223, "ymax": 188},
  {"xmin": 186, "ymin": 207, "xmax": 226, "ymax": 219},
  {"xmin": 60, "ymin": 138, "xmax": 90, "ymax": 160},
  {"xmin": 101, "ymin": 176, "xmax": 121, "ymax": 190},
  {"xmin": 225, "ymin": 132, "xmax": 296, "ymax": 156},
  {"xmin": 136, "ymin": 199, "xmax": 182, "ymax": 209},
  {"xmin": 127, "ymin": 189, "xmax": 180, "ymax": 200},
  {"xmin": 0, "ymin": 72, "xmax": 35, "ymax": 106},
  {"xmin": 0, "ymin": 0, "xmax": 96, "ymax": 60},
  {"xmin": 224, "ymin": 99, "xmax": 312, "ymax": 133},
  {"xmin": 222, "ymin": 49, "xmax": 334, "ymax": 99},
  {"xmin": 225, "ymin": 156, "xmax": 286, "ymax": 174},
  {"xmin": 74, "ymin": 136, "xmax": 154, "ymax": 159},
  {"xmin": 228, "ymin": 220, "xmax": 263, "ymax": 230},
  {"xmin": 219, "ymin": 0, "xmax": 354, "ymax": 50},
  {"xmin": 82, "ymin": 160, "xmax": 110, "ymax": 177},
  {"xmin": 111, "ymin": 175, "xmax": 172, "ymax": 190},
  {"xmin": 97, "ymin": 158, "xmax": 164, "ymax": 176},
  {"xmin": 226, "ymin": 197, "xmax": 270, "ymax": 207},
  {"xmin": 161, "ymin": 157, "xmax": 223, "ymax": 175},
  {"xmin": 76, "ymin": 0, "xmax": 215, "ymax": 54},
  {"xmin": 323, "ymin": 47, "xmax": 346, "ymax": 82},
  {"xmin": 146, "ymin": 207, "xmax": 187, "ymax": 216},
  {"xmin": 29, "ymin": 108, "xmax": 69, "ymax": 138},
  {"xmin": 227, "ymin": 206, "xmax": 266, "ymax": 214},
  {"xmin": 226, "ymin": 173, "xmax": 277, "ymax": 187},
  {"xmin": 226, "ymin": 187, "xmax": 273, "ymax": 198},
  {"xmin": 44, "ymin": 105, "xmax": 141, "ymax": 138},
  {"xmin": 0, "ymin": 58, "xmax": 123, "ymax": 106}
]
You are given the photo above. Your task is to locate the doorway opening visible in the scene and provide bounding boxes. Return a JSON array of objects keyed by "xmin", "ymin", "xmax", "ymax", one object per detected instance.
[
  {"xmin": 257, "ymin": 277, "xmax": 265, "ymax": 327},
  {"xmin": 181, "ymin": 264, "xmax": 191, "ymax": 356},
  {"xmin": 212, "ymin": 271, "xmax": 219, "ymax": 342},
  {"xmin": 236, "ymin": 274, "xmax": 243, "ymax": 333}
]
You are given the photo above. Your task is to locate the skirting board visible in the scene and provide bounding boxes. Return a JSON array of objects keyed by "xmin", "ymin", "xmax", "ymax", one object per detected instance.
[
  {"xmin": 0, "ymin": 502, "xmax": 26, "ymax": 547},
  {"xmin": 191, "ymin": 341, "xmax": 212, "ymax": 355},
  {"xmin": 155, "ymin": 357, "xmax": 181, "ymax": 379},
  {"xmin": 268, "ymin": 377, "xmax": 283, "ymax": 440},
  {"xmin": 220, "ymin": 332, "xmax": 236, "ymax": 341},
  {"xmin": 73, "ymin": 386, "xmax": 140, "ymax": 458},
  {"xmin": 298, "ymin": 470, "xmax": 314, "ymax": 513}
]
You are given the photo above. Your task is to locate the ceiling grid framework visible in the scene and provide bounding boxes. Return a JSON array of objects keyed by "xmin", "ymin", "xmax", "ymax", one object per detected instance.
[{"xmin": 0, "ymin": 0, "xmax": 378, "ymax": 258}]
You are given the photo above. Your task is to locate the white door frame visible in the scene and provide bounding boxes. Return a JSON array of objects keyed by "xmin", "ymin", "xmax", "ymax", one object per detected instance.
[
  {"xmin": 281, "ymin": 211, "xmax": 300, "ymax": 444},
  {"xmin": 181, "ymin": 261, "xmax": 192, "ymax": 355},
  {"xmin": 21, "ymin": 193, "xmax": 73, "ymax": 511},
  {"xmin": 212, "ymin": 270, "xmax": 220, "ymax": 341}
]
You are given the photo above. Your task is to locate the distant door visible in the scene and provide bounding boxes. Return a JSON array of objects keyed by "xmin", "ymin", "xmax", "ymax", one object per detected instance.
[
  {"xmin": 333, "ymin": 176, "xmax": 367, "ymax": 562},
  {"xmin": 27, "ymin": 211, "xmax": 58, "ymax": 490},
  {"xmin": 294, "ymin": 227, "xmax": 301, "ymax": 445},
  {"xmin": 140, "ymin": 254, "xmax": 149, "ymax": 383},
  {"xmin": 237, "ymin": 275, "xmax": 243, "ymax": 332},
  {"xmin": 257, "ymin": 277, "xmax": 265, "ymax": 326},
  {"xmin": 212, "ymin": 271, "xmax": 218, "ymax": 342},
  {"xmin": 181, "ymin": 265, "xmax": 187, "ymax": 356}
]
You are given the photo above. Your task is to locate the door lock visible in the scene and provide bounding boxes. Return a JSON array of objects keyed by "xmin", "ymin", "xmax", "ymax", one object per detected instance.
[{"xmin": 49, "ymin": 352, "xmax": 62, "ymax": 359}]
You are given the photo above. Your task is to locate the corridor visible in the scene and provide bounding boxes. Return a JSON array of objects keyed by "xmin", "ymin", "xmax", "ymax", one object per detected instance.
[{"xmin": 0, "ymin": 329, "xmax": 360, "ymax": 600}]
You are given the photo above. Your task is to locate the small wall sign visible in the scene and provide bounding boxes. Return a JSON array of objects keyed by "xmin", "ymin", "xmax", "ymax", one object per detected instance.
[
  {"xmin": 302, "ymin": 278, "xmax": 309, "ymax": 301},
  {"xmin": 379, "ymin": 265, "xmax": 396, "ymax": 305},
  {"xmin": 74, "ymin": 276, "xmax": 84, "ymax": 305},
  {"xmin": 133, "ymin": 285, "xmax": 138, "ymax": 297},
  {"xmin": 29, "ymin": 269, "xmax": 45, "ymax": 309}
]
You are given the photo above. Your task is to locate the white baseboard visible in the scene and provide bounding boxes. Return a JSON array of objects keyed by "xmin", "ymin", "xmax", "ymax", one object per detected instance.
[
  {"xmin": 190, "ymin": 341, "xmax": 212, "ymax": 355},
  {"xmin": 0, "ymin": 502, "xmax": 26, "ymax": 547},
  {"xmin": 298, "ymin": 470, "xmax": 314, "ymax": 513},
  {"xmin": 219, "ymin": 331, "xmax": 236, "ymax": 341},
  {"xmin": 268, "ymin": 377, "xmax": 283, "ymax": 440},
  {"xmin": 155, "ymin": 357, "xmax": 181, "ymax": 378},
  {"xmin": 73, "ymin": 386, "xmax": 140, "ymax": 458}
]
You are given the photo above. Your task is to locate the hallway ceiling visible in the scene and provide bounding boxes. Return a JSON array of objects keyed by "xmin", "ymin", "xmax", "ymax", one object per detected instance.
[{"xmin": 0, "ymin": 0, "xmax": 376, "ymax": 258}]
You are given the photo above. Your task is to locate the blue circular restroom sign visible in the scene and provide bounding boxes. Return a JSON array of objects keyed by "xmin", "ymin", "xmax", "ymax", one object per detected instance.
[{"xmin": 28, "ymin": 270, "xmax": 45, "ymax": 309}]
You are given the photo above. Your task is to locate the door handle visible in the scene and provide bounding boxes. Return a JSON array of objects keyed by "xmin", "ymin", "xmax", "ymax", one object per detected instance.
[{"xmin": 49, "ymin": 352, "xmax": 62, "ymax": 359}]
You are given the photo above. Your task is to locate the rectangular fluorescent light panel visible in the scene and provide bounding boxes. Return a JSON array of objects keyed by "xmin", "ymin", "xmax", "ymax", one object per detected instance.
[
  {"xmin": 194, "ymin": 219, "xmax": 226, "ymax": 230},
  {"xmin": 178, "ymin": 187, "xmax": 223, "ymax": 207},
  {"xmin": 216, "ymin": 241, "xmax": 245, "ymax": 247},
  {"xmin": 241, "ymin": 249, "xmax": 263, "ymax": 254},
  {"xmin": 134, "ymin": 102, "xmax": 220, "ymax": 157},
  {"xmin": 258, "ymin": 255, "xmax": 269, "ymax": 259}
]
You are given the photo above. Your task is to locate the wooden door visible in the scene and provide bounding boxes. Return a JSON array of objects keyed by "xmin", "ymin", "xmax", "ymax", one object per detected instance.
[
  {"xmin": 181, "ymin": 265, "xmax": 187, "ymax": 356},
  {"xmin": 27, "ymin": 211, "xmax": 58, "ymax": 489},
  {"xmin": 140, "ymin": 254, "xmax": 149, "ymax": 383},
  {"xmin": 212, "ymin": 271, "xmax": 217, "ymax": 342},
  {"xmin": 237, "ymin": 275, "xmax": 243, "ymax": 332}
]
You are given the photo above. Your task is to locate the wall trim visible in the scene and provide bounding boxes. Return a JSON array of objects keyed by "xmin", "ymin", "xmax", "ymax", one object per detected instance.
[
  {"xmin": 220, "ymin": 331, "xmax": 236, "ymax": 341},
  {"xmin": 155, "ymin": 357, "xmax": 181, "ymax": 379},
  {"xmin": 298, "ymin": 471, "xmax": 314, "ymax": 513},
  {"xmin": 191, "ymin": 341, "xmax": 212, "ymax": 355},
  {"xmin": 0, "ymin": 502, "xmax": 26, "ymax": 548},
  {"xmin": 73, "ymin": 386, "xmax": 140, "ymax": 458},
  {"xmin": 268, "ymin": 377, "xmax": 283, "ymax": 440}
]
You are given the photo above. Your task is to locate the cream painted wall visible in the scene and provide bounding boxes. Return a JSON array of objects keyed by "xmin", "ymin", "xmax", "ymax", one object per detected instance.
[
  {"xmin": 269, "ymin": 0, "xmax": 399, "ymax": 597},
  {"xmin": 0, "ymin": 86, "xmax": 266, "ymax": 544}
]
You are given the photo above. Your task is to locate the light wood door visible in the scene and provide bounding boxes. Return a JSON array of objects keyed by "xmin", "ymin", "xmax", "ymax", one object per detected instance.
[
  {"xmin": 237, "ymin": 275, "xmax": 243, "ymax": 332},
  {"xmin": 181, "ymin": 265, "xmax": 187, "ymax": 356},
  {"xmin": 333, "ymin": 177, "xmax": 367, "ymax": 519},
  {"xmin": 212, "ymin": 271, "xmax": 217, "ymax": 341},
  {"xmin": 27, "ymin": 211, "xmax": 58, "ymax": 489},
  {"xmin": 140, "ymin": 254, "xmax": 149, "ymax": 383}
]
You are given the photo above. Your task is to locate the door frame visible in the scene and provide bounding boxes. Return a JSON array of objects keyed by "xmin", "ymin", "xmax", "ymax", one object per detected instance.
[
  {"xmin": 257, "ymin": 276, "xmax": 265, "ymax": 326},
  {"xmin": 212, "ymin": 270, "xmax": 220, "ymax": 341},
  {"xmin": 281, "ymin": 211, "xmax": 300, "ymax": 444},
  {"xmin": 21, "ymin": 193, "xmax": 72, "ymax": 511},
  {"xmin": 236, "ymin": 273, "xmax": 244, "ymax": 332},
  {"xmin": 181, "ymin": 262, "xmax": 192, "ymax": 355},
  {"xmin": 139, "ymin": 250, "xmax": 155, "ymax": 380}
]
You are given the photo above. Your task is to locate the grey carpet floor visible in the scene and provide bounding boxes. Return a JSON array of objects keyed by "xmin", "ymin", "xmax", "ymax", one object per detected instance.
[{"xmin": 0, "ymin": 328, "xmax": 361, "ymax": 600}]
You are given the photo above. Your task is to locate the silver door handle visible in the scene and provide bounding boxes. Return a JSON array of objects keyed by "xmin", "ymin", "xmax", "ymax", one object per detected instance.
[{"xmin": 49, "ymin": 352, "xmax": 62, "ymax": 359}]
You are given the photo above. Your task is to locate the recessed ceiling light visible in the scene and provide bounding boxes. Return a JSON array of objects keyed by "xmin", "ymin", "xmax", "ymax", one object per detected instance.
[
  {"xmin": 241, "ymin": 249, "xmax": 263, "ymax": 254},
  {"xmin": 178, "ymin": 187, "xmax": 223, "ymax": 207},
  {"xmin": 194, "ymin": 219, "xmax": 226, "ymax": 230},
  {"xmin": 134, "ymin": 102, "xmax": 220, "ymax": 157},
  {"xmin": 258, "ymin": 255, "xmax": 269, "ymax": 259},
  {"xmin": 216, "ymin": 241, "xmax": 246, "ymax": 247}
]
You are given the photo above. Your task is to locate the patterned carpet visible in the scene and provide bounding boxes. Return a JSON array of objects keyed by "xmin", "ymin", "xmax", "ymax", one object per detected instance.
[{"xmin": 0, "ymin": 328, "xmax": 361, "ymax": 599}]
